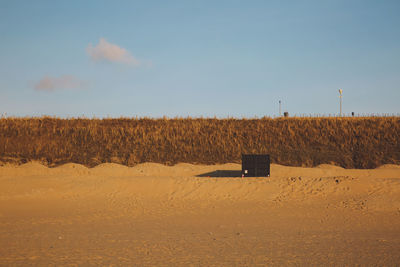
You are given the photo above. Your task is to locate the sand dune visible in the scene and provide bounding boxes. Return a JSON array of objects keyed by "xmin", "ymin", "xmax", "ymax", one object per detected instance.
[{"xmin": 1, "ymin": 162, "xmax": 400, "ymax": 266}]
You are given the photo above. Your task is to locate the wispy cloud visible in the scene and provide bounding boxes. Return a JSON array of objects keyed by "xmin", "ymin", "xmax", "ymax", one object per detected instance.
[
  {"xmin": 34, "ymin": 75, "xmax": 87, "ymax": 92},
  {"xmin": 86, "ymin": 38, "xmax": 140, "ymax": 66}
]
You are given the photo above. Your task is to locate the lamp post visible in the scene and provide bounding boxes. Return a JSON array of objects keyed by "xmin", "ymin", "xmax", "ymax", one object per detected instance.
[
  {"xmin": 338, "ymin": 89, "xmax": 343, "ymax": 117},
  {"xmin": 279, "ymin": 100, "xmax": 282, "ymax": 117}
]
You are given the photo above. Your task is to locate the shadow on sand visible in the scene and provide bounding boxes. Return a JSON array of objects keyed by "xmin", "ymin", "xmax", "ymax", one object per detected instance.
[{"xmin": 196, "ymin": 170, "xmax": 242, "ymax": 178}]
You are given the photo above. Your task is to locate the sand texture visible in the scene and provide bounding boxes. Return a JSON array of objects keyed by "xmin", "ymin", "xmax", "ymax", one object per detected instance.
[{"xmin": 1, "ymin": 163, "xmax": 400, "ymax": 266}]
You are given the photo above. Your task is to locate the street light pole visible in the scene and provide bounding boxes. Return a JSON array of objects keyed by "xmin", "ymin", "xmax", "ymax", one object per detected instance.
[
  {"xmin": 338, "ymin": 89, "xmax": 343, "ymax": 117},
  {"xmin": 279, "ymin": 100, "xmax": 281, "ymax": 117}
]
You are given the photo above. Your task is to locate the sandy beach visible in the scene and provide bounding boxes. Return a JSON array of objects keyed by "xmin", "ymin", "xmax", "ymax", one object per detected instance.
[{"xmin": 1, "ymin": 162, "xmax": 399, "ymax": 266}]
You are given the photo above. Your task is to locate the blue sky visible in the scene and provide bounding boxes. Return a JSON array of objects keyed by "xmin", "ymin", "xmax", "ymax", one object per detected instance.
[{"xmin": 1, "ymin": 0, "xmax": 399, "ymax": 118}]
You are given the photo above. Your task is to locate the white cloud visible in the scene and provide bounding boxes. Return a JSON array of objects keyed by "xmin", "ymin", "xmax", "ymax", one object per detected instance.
[
  {"xmin": 86, "ymin": 38, "xmax": 140, "ymax": 66},
  {"xmin": 34, "ymin": 75, "xmax": 86, "ymax": 92}
]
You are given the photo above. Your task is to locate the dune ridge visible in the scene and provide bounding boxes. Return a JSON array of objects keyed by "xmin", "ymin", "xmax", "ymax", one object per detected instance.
[{"xmin": 1, "ymin": 117, "xmax": 400, "ymax": 169}]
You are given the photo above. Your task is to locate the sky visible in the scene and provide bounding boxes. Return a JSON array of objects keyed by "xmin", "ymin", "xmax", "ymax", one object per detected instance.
[{"xmin": 1, "ymin": 0, "xmax": 399, "ymax": 118}]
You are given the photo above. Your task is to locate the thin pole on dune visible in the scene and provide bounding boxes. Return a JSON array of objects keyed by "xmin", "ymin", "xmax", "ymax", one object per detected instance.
[
  {"xmin": 338, "ymin": 89, "xmax": 343, "ymax": 117},
  {"xmin": 279, "ymin": 100, "xmax": 282, "ymax": 117}
]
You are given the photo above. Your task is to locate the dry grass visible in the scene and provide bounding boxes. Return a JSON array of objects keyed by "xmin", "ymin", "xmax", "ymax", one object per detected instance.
[{"xmin": 0, "ymin": 116, "xmax": 399, "ymax": 168}]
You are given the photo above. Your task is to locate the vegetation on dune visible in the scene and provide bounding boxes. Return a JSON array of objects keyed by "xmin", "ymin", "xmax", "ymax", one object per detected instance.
[{"xmin": 0, "ymin": 117, "xmax": 399, "ymax": 168}]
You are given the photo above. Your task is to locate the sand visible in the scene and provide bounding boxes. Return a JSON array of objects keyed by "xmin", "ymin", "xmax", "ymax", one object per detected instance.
[{"xmin": 0, "ymin": 162, "xmax": 399, "ymax": 266}]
